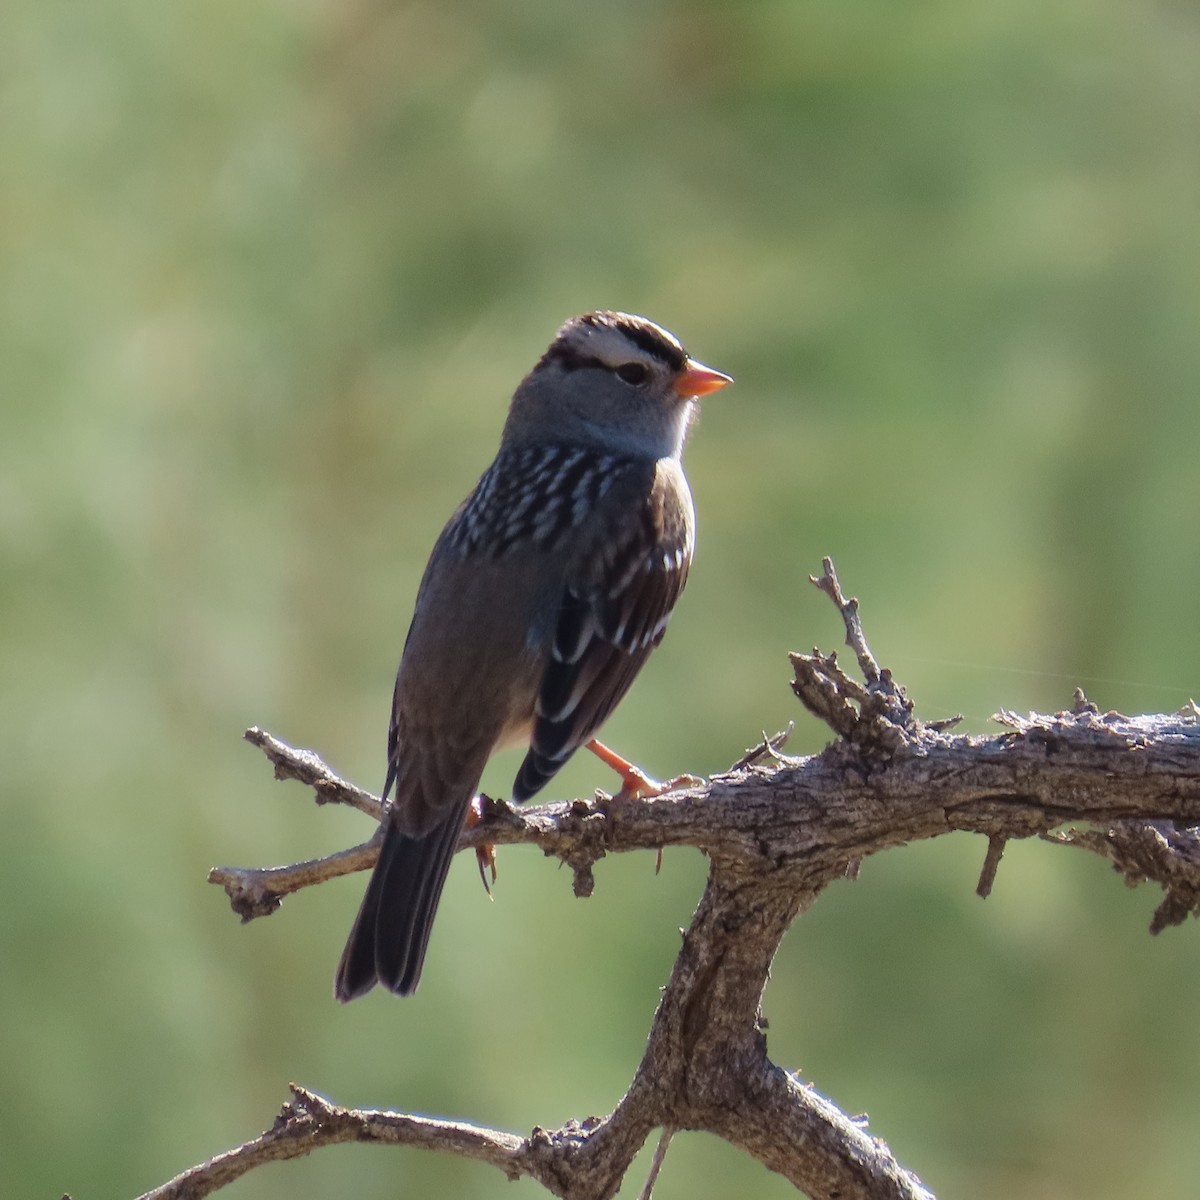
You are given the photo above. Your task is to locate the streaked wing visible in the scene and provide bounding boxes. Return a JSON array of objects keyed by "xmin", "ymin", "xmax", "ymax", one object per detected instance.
[{"xmin": 512, "ymin": 459, "xmax": 693, "ymax": 801}]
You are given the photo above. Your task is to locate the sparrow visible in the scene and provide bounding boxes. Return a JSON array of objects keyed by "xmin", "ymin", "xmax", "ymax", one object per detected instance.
[{"xmin": 335, "ymin": 310, "xmax": 731, "ymax": 1000}]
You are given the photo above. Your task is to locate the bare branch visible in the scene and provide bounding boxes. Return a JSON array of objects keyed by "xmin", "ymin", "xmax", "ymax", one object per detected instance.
[
  {"xmin": 150, "ymin": 559, "xmax": 1200, "ymax": 1200},
  {"xmin": 243, "ymin": 726, "xmax": 384, "ymax": 820},
  {"xmin": 637, "ymin": 1129, "xmax": 674, "ymax": 1200},
  {"xmin": 133, "ymin": 1085, "xmax": 529, "ymax": 1200},
  {"xmin": 976, "ymin": 834, "xmax": 1007, "ymax": 898},
  {"xmin": 810, "ymin": 556, "xmax": 885, "ymax": 687},
  {"xmin": 1049, "ymin": 818, "xmax": 1200, "ymax": 933},
  {"xmin": 208, "ymin": 836, "xmax": 380, "ymax": 919},
  {"xmin": 728, "ymin": 724, "xmax": 795, "ymax": 772},
  {"xmin": 222, "ymin": 703, "xmax": 1200, "ymax": 913}
]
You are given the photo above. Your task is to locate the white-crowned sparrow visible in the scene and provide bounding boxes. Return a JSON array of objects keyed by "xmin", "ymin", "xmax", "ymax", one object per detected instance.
[{"xmin": 335, "ymin": 311, "xmax": 731, "ymax": 1000}]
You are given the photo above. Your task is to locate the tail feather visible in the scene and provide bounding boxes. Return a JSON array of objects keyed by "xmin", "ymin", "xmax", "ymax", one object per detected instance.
[{"xmin": 334, "ymin": 810, "xmax": 466, "ymax": 1001}]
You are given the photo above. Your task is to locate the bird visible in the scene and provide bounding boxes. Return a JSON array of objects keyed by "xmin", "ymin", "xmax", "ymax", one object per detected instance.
[{"xmin": 334, "ymin": 310, "xmax": 731, "ymax": 1001}]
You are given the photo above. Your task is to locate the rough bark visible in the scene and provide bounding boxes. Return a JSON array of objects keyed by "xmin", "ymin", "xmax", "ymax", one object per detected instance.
[{"xmin": 124, "ymin": 561, "xmax": 1200, "ymax": 1200}]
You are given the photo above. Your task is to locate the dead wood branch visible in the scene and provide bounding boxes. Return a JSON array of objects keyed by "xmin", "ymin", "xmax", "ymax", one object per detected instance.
[{"xmin": 132, "ymin": 560, "xmax": 1200, "ymax": 1200}]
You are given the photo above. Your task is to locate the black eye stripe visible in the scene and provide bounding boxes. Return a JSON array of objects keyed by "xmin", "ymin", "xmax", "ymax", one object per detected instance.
[
  {"xmin": 612, "ymin": 321, "xmax": 685, "ymax": 371},
  {"xmin": 543, "ymin": 347, "xmax": 657, "ymax": 382}
]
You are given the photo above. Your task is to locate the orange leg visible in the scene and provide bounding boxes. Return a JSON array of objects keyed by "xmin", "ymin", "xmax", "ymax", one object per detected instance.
[
  {"xmin": 466, "ymin": 796, "xmax": 497, "ymax": 896},
  {"xmin": 585, "ymin": 739, "xmax": 700, "ymax": 800},
  {"xmin": 585, "ymin": 738, "xmax": 661, "ymax": 800},
  {"xmin": 585, "ymin": 739, "xmax": 701, "ymax": 873}
]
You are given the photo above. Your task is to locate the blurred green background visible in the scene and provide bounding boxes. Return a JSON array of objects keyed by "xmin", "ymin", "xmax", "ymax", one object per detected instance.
[{"xmin": 4, "ymin": 0, "xmax": 1200, "ymax": 1196}]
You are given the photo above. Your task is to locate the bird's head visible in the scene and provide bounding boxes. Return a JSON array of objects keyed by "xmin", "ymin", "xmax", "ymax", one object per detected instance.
[{"xmin": 504, "ymin": 311, "xmax": 731, "ymax": 459}]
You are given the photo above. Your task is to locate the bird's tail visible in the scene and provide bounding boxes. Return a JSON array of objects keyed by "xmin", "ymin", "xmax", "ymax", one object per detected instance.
[{"xmin": 334, "ymin": 811, "xmax": 465, "ymax": 1001}]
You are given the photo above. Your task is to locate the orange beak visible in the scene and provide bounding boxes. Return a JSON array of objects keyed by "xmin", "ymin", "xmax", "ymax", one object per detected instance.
[{"xmin": 674, "ymin": 360, "xmax": 733, "ymax": 398}]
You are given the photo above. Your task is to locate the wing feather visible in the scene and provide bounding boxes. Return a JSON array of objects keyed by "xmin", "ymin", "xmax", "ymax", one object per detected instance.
[{"xmin": 513, "ymin": 459, "xmax": 693, "ymax": 802}]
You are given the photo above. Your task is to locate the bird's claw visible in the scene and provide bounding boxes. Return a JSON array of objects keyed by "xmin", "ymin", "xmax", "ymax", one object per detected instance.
[
  {"xmin": 467, "ymin": 795, "xmax": 497, "ymax": 898},
  {"xmin": 476, "ymin": 844, "xmax": 497, "ymax": 896},
  {"xmin": 616, "ymin": 770, "xmax": 703, "ymax": 802}
]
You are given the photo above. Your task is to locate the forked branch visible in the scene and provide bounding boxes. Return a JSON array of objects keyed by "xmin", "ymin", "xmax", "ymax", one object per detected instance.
[{"xmin": 126, "ymin": 560, "xmax": 1200, "ymax": 1200}]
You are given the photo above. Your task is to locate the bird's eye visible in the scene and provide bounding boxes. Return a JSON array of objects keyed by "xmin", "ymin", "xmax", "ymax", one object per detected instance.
[{"xmin": 615, "ymin": 361, "xmax": 649, "ymax": 386}]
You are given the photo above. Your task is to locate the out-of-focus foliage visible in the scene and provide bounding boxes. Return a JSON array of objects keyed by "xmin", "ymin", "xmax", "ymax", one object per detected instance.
[{"xmin": 3, "ymin": 1, "xmax": 1199, "ymax": 1197}]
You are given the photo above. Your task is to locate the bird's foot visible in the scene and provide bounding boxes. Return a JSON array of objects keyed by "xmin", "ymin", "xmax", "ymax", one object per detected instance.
[
  {"xmin": 466, "ymin": 795, "xmax": 497, "ymax": 897},
  {"xmin": 585, "ymin": 740, "xmax": 701, "ymax": 874},
  {"xmin": 585, "ymin": 739, "xmax": 700, "ymax": 800}
]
